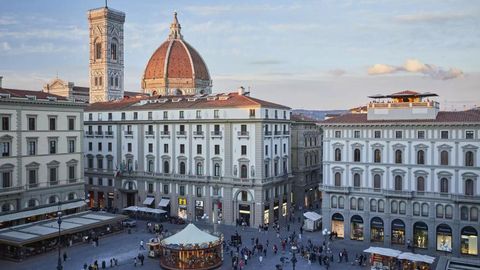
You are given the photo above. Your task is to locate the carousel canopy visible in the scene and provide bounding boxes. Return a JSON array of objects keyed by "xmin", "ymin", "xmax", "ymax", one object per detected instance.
[
  {"xmin": 122, "ymin": 206, "xmax": 166, "ymax": 215},
  {"xmin": 162, "ymin": 223, "xmax": 219, "ymax": 246},
  {"xmin": 303, "ymin": 211, "xmax": 322, "ymax": 221},
  {"xmin": 397, "ymin": 252, "xmax": 435, "ymax": 264},
  {"xmin": 363, "ymin": 247, "xmax": 402, "ymax": 257}
]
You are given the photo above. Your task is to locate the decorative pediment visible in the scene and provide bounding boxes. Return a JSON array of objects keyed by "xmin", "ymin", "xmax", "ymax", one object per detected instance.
[
  {"xmin": 0, "ymin": 163, "xmax": 14, "ymax": 170},
  {"xmin": 66, "ymin": 159, "xmax": 78, "ymax": 165},
  {"xmin": 238, "ymin": 157, "xmax": 250, "ymax": 163},
  {"xmin": 125, "ymin": 153, "xmax": 134, "ymax": 159},
  {"xmin": 461, "ymin": 172, "xmax": 478, "ymax": 179},
  {"xmin": 0, "ymin": 134, "xmax": 13, "ymax": 141},
  {"xmin": 371, "ymin": 143, "xmax": 384, "ymax": 149},
  {"xmin": 462, "ymin": 144, "xmax": 478, "ymax": 150},
  {"xmin": 177, "ymin": 155, "xmax": 187, "ymax": 161},
  {"xmin": 391, "ymin": 169, "xmax": 406, "ymax": 176},
  {"xmin": 437, "ymin": 171, "xmax": 453, "ymax": 177},
  {"xmin": 332, "ymin": 142, "xmax": 344, "ymax": 148},
  {"xmin": 351, "ymin": 143, "xmax": 364, "ymax": 149},
  {"xmin": 392, "ymin": 143, "xmax": 406, "ymax": 150},
  {"xmin": 413, "ymin": 170, "xmax": 429, "ymax": 176},
  {"xmin": 25, "ymin": 162, "xmax": 40, "ymax": 168},
  {"xmin": 351, "ymin": 167, "xmax": 364, "ymax": 173},
  {"xmin": 212, "ymin": 157, "xmax": 223, "ymax": 162},
  {"xmin": 96, "ymin": 154, "xmax": 104, "ymax": 158},
  {"xmin": 161, "ymin": 155, "xmax": 171, "ymax": 160},
  {"xmin": 414, "ymin": 143, "xmax": 429, "ymax": 150},
  {"xmin": 371, "ymin": 168, "xmax": 385, "ymax": 174},
  {"xmin": 194, "ymin": 156, "xmax": 205, "ymax": 161},
  {"xmin": 106, "ymin": 154, "xmax": 114, "ymax": 160},
  {"xmin": 47, "ymin": 160, "xmax": 60, "ymax": 166},
  {"xmin": 146, "ymin": 154, "xmax": 155, "ymax": 160},
  {"xmin": 437, "ymin": 144, "xmax": 453, "ymax": 150},
  {"xmin": 331, "ymin": 166, "xmax": 344, "ymax": 172}
]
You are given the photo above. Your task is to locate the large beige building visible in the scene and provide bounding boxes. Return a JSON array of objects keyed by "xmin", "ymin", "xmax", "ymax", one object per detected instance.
[{"xmin": 0, "ymin": 85, "xmax": 87, "ymax": 228}]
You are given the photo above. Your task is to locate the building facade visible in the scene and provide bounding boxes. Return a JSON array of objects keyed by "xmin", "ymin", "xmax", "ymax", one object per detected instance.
[
  {"xmin": 83, "ymin": 90, "xmax": 293, "ymax": 227},
  {"xmin": 320, "ymin": 91, "xmax": 480, "ymax": 257},
  {"xmin": 290, "ymin": 114, "xmax": 322, "ymax": 209},
  {"xmin": 0, "ymin": 87, "xmax": 86, "ymax": 228},
  {"xmin": 87, "ymin": 6, "xmax": 125, "ymax": 103}
]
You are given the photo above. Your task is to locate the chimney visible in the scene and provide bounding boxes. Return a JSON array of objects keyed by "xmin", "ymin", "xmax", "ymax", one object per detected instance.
[
  {"xmin": 0, "ymin": 76, "xmax": 3, "ymax": 88},
  {"xmin": 237, "ymin": 86, "xmax": 245, "ymax": 95}
]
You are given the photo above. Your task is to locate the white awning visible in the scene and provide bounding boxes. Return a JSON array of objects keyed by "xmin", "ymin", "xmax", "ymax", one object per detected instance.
[
  {"xmin": 122, "ymin": 206, "xmax": 166, "ymax": 215},
  {"xmin": 397, "ymin": 252, "xmax": 435, "ymax": 264},
  {"xmin": 0, "ymin": 200, "xmax": 86, "ymax": 223},
  {"xmin": 162, "ymin": 223, "xmax": 218, "ymax": 245},
  {"xmin": 363, "ymin": 247, "xmax": 402, "ymax": 257},
  {"xmin": 143, "ymin": 197, "xmax": 155, "ymax": 205},
  {"xmin": 303, "ymin": 211, "xmax": 322, "ymax": 221},
  {"xmin": 158, "ymin": 199, "xmax": 170, "ymax": 207}
]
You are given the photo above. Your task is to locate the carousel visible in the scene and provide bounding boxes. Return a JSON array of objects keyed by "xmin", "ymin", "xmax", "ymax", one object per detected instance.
[{"xmin": 160, "ymin": 223, "xmax": 223, "ymax": 270}]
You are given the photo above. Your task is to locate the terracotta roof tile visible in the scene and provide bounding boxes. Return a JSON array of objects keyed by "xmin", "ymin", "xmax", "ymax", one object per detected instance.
[
  {"xmin": 0, "ymin": 88, "xmax": 67, "ymax": 100},
  {"xmin": 320, "ymin": 111, "xmax": 480, "ymax": 124}
]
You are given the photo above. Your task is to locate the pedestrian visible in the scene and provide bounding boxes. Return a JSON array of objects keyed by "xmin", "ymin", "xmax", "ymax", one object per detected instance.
[
  {"xmin": 287, "ymin": 224, "xmax": 290, "ymax": 231},
  {"xmin": 83, "ymin": 263, "xmax": 88, "ymax": 270},
  {"xmin": 339, "ymin": 251, "xmax": 343, "ymax": 263},
  {"xmin": 244, "ymin": 253, "xmax": 248, "ymax": 265},
  {"xmin": 140, "ymin": 240, "xmax": 145, "ymax": 250},
  {"xmin": 259, "ymin": 255, "xmax": 263, "ymax": 264},
  {"xmin": 134, "ymin": 257, "xmax": 137, "ymax": 267},
  {"xmin": 263, "ymin": 248, "xmax": 267, "ymax": 257},
  {"xmin": 101, "ymin": 260, "xmax": 106, "ymax": 269},
  {"xmin": 139, "ymin": 253, "xmax": 145, "ymax": 266},
  {"xmin": 110, "ymin": 258, "xmax": 113, "ymax": 268},
  {"xmin": 63, "ymin": 251, "xmax": 67, "ymax": 262}
]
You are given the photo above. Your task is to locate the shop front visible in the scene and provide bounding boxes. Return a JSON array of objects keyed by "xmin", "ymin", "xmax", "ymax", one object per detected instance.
[
  {"xmin": 350, "ymin": 215, "xmax": 364, "ymax": 241},
  {"xmin": 331, "ymin": 213, "xmax": 344, "ymax": 238},
  {"xmin": 273, "ymin": 201, "xmax": 279, "ymax": 221},
  {"xmin": 413, "ymin": 222, "xmax": 428, "ymax": 249},
  {"xmin": 282, "ymin": 201, "xmax": 287, "ymax": 217},
  {"xmin": 98, "ymin": 192, "xmax": 105, "ymax": 208},
  {"xmin": 460, "ymin": 226, "xmax": 478, "ymax": 255},
  {"xmin": 371, "ymin": 217, "xmax": 384, "ymax": 242},
  {"xmin": 436, "ymin": 224, "xmax": 452, "ymax": 252},
  {"xmin": 195, "ymin": 200, "xmax": 204, "ymax": 221},
  {"xmin": 238, "ymin": 204, "xmax": 250, "ymax": 226},
  {"xmin": 391, "ymin": 219, "xmax": 405, "ymax": 245},
  {"xmin": 178, "ymin": 197, "xmax": 187, "ymax": 219},
  {"xmin": 263, "ymin": 205, "xmax": 270, "ymax": 225},
  {"xmin": 107, "ymin": 192, "xmax": 114, "ymax": 208}
]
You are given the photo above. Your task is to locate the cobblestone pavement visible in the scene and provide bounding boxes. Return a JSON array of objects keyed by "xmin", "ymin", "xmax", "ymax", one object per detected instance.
[{"xmin": 1, "ymin": 212, "xmax": 443, "ymax": 270}]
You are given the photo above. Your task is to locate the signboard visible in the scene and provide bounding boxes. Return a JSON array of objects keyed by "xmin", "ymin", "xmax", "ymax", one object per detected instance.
[{"xmin": 178, "ymin": 198, "xmax": 187, "ymax": 206}]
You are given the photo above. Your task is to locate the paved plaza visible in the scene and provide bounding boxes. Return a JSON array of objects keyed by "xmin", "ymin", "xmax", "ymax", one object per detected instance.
[{"xmin": 1, "ymin": 213, "xmax": 444, "ymax": 270}]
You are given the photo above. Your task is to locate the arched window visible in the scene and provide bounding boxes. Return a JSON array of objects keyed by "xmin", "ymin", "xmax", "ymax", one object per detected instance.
[
  {"xmin": 147, "ymin": 160, "xmax": 154, "ymax": 173},
  {"xmin": 370, "ymin": 199, "xmax": 377, "ymax": 212},
  {"xmin": 27, "ymin": 199, "xmax": 37, "ymax": 208},
  {"xmin": 413, "ymin": 202, "xmax": 420, "ymax": 216},
  {"xmin": 395, "ymin": 150, "xmax": 402, "ymax": 164},
  {"xmin": 95, "ymin": 41, "xmax": 102, "ymax": 59},
  {"xmin": 436, "ymin": 204, "xmax": 444, "ymax": 218},
  {"xmin": 48, "ymin": 196, "xmax": 57, "ymax": 204},
  {"xmin": 421, "ymin": 203, "xmax": 429, "ymax": 217},
  {"xmin": 68, "ymin": 192, "xmax": 76, "ymax": 201},
  {"xmin": 373, "ymin": 149, "xmax": 381, "ymax": 163},
  {"xmin": 350, "ymin": 197, "xmax": 357, "ymax": 210},
  {"xmin": 440, "ymin": 150, "xmax": 449, "ymax": 165},
  {"xmin": 334, "ymin": 148, "xmax": 341, "ymax": 161},
  {"xmin": 445, "ymin": 205, "xmax": 453, "ymax": 219},
  {"xmin": 338, "ymin": 196, "xmax": 345, "ymax": 209},
  {"xmin": 110, "ymin": 40, "xmax": 117, "ymax": 60},
  {"xmin": 163, "ymin": 160, "xmax": 169, "ymax": 174},
  {"xmin": 240, "ymin": 165, "xmax": 248, "ymax": 178},
  {"xmin": 471, "ymin": 207, "xmax": 478, "ymax": 221},
  {"xmin": 417, "ymin": 150, "xmax": 425, "ymax": 164},
  {"xmin": 465, "ymin": 179, "xmax": 474, "ymax": 196},
  {"xmin": 353, "ymin": 173, "xmax": 361, "ymax": 189},
  {"xmin": 214, "ymin": 163, "xmax": 221, "ymax": 177},
  {"xmin": 461, "ymin": 206, "xmax": 469, "ymax": 220},
  {"xmin": 179, "ymin": 162, "xmax": 186, "ymax": 175},
  {"xmin": 417, "ymin": 176, "xmax": 425, "ymax": 192},
  {"xmin": 358, "ymin": 198, "xmax": 364, "ymax": 210},
  {"xmin": 399, "ymin": 201, "xmax": 406, "ymax": 214},
  {"xmin": 373, "ymin": 174, "xmax": 381, "ymax": 190},
  {"xmin": 394, "ymin": 175, "xmax": 403, "ymax": 191},
  {"xmin": 378, "ymin": 199, "xmax": 385, "ymax": 212},
  {"xmin": 334, "ymin": 172, "xmax": 341, "ymax": 187},
  {"xmin": 353, "ymin": 149, "xmax": 361, "ymax": 162},
  {"xmin": 331, "ymin": 196, "xmax": 337, "ymax": 208},
  {"xmin": 196, "ymin": 162, "xmax": 203, "ymax": 175},
  {"xmin": 1, "ymin": 203, "xmax": 11, "ymax": 212},
  {"xmin": 391, "ymin": 201, "xmax": 398, "ymax": 213},
  {"xmin": 465, "ymin": 151, "xmax": 474, "ymax": 167},
  {"xmin": 440, "ymin": 178, "xmax": 449, "ymax": 193}
]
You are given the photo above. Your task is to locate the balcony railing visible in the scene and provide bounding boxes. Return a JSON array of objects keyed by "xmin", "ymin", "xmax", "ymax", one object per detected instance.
[
  {"xmin": 264, "ymin": 131, "xmax": 272, "ymax": 136},
  {"xmin": 95, "ymin": 131, "xmax": 103, "ymax": 137},
  {"xmin": 368, "ymin": 101, "xmax": 440, "ymax": 109},
  {"xmin": 283, "ymin": 130, "xmax": 290, "ymax": 135},
  {"xmin": 238, "ymin": 131, "xmax": 249, "ymax": 137},
  {"xmin": 193, "ymin": 131, "xmax": 204, "ymax": 137},
  {"xmin": 160, "ymin": 131, "xmax": 170, "ymax": 137},
  {"xmin": 176, "ymin": 131, "xmax": 186, "ymax": 137},
  {"xmin": 105, "ymin": 131, "xmax": 114, "ymax": 137},
  {"xmin": 211, "ymin": 131, "xmax": 222, "ymax": 137},
  {"xmin": 145, "ymin": 131, "xmax": 155, "ymax": 137},
  {"xmin": 124, "ymin": 131, "xmax": 133, "ymax": 137},
  {"xmin": 85, "ymin": 131, "xmax": 94, "ymax": 137},
  {"xmin": 274, "ymin": 131, "xmax": 282, "ymax": 136}
]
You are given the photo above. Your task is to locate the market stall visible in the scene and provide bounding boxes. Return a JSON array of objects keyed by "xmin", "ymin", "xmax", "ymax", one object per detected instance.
[
  {"xmin": 302, "ymin": 212, "xmax": 322, "ymax": 232},
  {"xmin": 364, "ymin": 247, "xmax": 402, "ymax": 270},
  {"xmin": 397, "ymin": 252, "xmax": 435, "ymax": 270},
  {"xmin": 160, "ymin": 223, "xmax": 223, "ymax": 270}
]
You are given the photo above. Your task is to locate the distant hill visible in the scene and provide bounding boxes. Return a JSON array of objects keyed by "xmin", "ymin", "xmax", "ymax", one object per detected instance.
[{"xmin": 292, "ymin": 109, "xmax": 347, "ymax": 121}]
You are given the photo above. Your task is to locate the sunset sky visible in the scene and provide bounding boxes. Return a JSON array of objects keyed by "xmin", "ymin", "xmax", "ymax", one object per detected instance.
[{"xmin": 0, "ymin": 0, "xmax": 479, "ymax": 110}]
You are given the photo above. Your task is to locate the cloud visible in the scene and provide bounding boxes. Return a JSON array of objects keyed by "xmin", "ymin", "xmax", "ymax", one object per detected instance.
[
  {"xmin": 394, "ymin": 12, "xmax": 473, "ymax": 23},
  {"xmin": 367, "ymin": 59, "xmax": 464, "ymax": 80},
  {"xmin": 185, "ymin": 4, "xmax": 301, "ymax": 16},
  {"xmin": 0, "ymin": 42, "xmax": 11, "ymax": 51},
  {"xmin": 248, "ymin": 60, "xmax": 284, "ymax": 65},
  {"xmin": 328, "ymin": 69, "xmax": 347, "ymax": 77},
  {"xmin": 0, "ymin": 16, "xmax": 17, "ymax": 25},
  {"xmin": 0, "ymin": 26, "xmax": 87, "ymax": 41}
]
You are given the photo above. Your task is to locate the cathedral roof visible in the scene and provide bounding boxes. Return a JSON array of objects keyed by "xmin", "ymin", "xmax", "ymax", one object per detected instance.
[{"xmin": 142, "ymin": 13, "xmax": 210, "ymax": 87}]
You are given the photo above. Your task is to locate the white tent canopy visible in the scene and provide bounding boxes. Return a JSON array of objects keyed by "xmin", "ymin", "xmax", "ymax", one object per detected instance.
[
  {"xmin": 122, "ymin": 206, "xmax": 166, "ymax": 215},
  {"xmin": 158, "ymin": 199, "xmax": 170, "ymax": 207},
  {"xmin": 303, "ymin": 212, "xmax": 322, "ymax": 221},
  {"xmin": 162, "ymin": 223, "xmax": 219, "ymax": 245},
  {"xmin": 363, "ymin": 247, "xmax": 402, "ymax": 257},
  {"xmin": 143, "ymin": 197, "xmax": 154, "ymax": 206},
  {"xmin": 397, "ymin": 252, "xmax": 435, "ymax": 264}
]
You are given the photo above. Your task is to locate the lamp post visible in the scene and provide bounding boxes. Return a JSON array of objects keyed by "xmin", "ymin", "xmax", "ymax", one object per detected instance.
[
  {"xmin": 322, "ymin": 229, "xmax": 332, "ymax": 254},
  {"xmin": 135, "ymin": 206, "xmax": 139, "ymax": 231},
  {"xmin": 56, "ymin": 210, "xmax": 63, "ymax": 270},
  {"xmin": 291, "ymin": 245, "xmax": 298, "ymax": 270}
]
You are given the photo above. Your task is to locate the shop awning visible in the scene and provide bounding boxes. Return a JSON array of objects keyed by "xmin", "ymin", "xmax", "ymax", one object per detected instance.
[
  {"xmin": 0, "ymin": 200, "xmax": 85, "ymax": 223},
  {"xmin": 397, "ymin": 252, "xmax": 435, "ymax": 264},
  {"xmin": 303, "ymin": 211, "xmax": 322, "ymax": 221},
  {"xmin": 143, "ymin": 197, "xmax": 155, "ymax": 206},
  {"xmin": 363, "ymin": 247, "xmax": 402, "ymax": 257},
  {"xmin": 158, "ymin": 199, "xmax": 170, "ymax": 207},
  {"xmin": 162, "ymin": 223, "xmax": 218, "ymax": 245},
  {"xmin": 122, "ymin": 206, "xmax": 166, "ymax": 215}
]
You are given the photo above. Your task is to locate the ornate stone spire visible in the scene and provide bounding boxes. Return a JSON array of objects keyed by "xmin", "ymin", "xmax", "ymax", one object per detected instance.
[{"xmin": 168, "ymin": 12, "xmax": 183, "ymax": 40}]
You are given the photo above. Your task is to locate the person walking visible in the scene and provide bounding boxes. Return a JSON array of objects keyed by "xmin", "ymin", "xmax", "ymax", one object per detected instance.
[
  {"xmin": 63, "ymin": 251, "xmax": 67, "ymax": 262},
  {"xmin": 134, "ymin": 257, "xmax": 137, "ymax": 267},
  {"xmin": 139, "ymin": 253, "xmax": 145, "ymax": 266},
  {"xmin": 140, "ymin": 240, "xmax": 145, "ymax": 250},
  {"xmin": 259, "ymin": 255, "xmax": 263, "ymax": 264}
]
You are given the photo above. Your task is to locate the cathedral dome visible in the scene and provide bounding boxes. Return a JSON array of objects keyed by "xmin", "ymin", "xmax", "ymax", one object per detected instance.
[{"xmin": 141, "ymin": 12, "xmax": 211, "ymax": 95}]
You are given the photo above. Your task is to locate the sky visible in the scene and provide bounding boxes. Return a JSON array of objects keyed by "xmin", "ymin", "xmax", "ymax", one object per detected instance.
[{"xmin": 0, "ymin": 0, "xmax": 479, "ymax": 110}]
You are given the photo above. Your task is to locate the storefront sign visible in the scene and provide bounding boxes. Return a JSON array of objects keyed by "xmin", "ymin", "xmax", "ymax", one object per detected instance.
[
  {"xmin": 332, "ymin": 213, "xmax": 344, "ymax": 221},
  {"xmin": 392, "ymin": 219, "xmax": 405, "ymax": 229},
  {"xmin": 351, "ymin": 215, "xmax": 363, "ymax": 223},
  {"xmin": 178, "ymin": 198, "xmax": 187, "ymax": 206},
  {"xmin": 414, "ymin": 222, "xmax": 428, "ymax": 230},
  {"xmin": 461, "ymin": 227, "xmax": 478, "ymax": 236},
  {"xmin": 437, "ymin": 224, "xmax": 452, "ymax": 234},
  {"xmin": 371, "ymin": 217, "xmax": 384, "ymax": 228},
  {"xmin": 195, "ymin": 200, "xmax": 204, "ymax": 207}
]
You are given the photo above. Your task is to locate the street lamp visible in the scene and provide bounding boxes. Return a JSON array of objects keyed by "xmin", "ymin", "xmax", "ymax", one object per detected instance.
[
  {"xmin": 135, "ymin": 206, "xmax": 139, "ymax": 231},
  {"xmin": 291, "ymin": 245, "xmax": 298, "ymax": 270},
  {"xmin": 56, "ymin": 210, "xmax": 63, "ymax": 270}
]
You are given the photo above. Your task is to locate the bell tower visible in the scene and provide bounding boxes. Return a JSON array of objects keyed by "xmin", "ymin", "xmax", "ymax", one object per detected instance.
[{"xmin": 87, "ymin": 6, "xmax": 125, "ymax": 103}]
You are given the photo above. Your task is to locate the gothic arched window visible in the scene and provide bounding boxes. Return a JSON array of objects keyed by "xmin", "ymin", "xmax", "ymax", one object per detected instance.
[
  {"xmin": 417, "ymin": 150, "xmax": 425, "ymax": 165},
  {"xmin": 417, "ymin": 176, "xmax": 425, "ymax": 192},
  {"xmin": 465, "ymin": 151, "xmax": 474, "ymax": 167},
  {"xmin": 440, "ymin": 178, "xmax": 449, "ymax": 193},
  {"xmin": 334, "ymin": 148, "xmax": 341, "ymax": 161},
  {"xmin": 440, "ymin": 150, "xmax": 449, "ymax": 165},
  {"xmin": 465, "ymin": 179, "xmax": 474, "ymax": 196},
  {"xmin": 95, "ymin": 41, "xmax": 102, "ymax": 59},
  {"xmin": 374, "ymin": 149, "xmax": 381, "ymax": 163},
  {"xmin": 394, "ymin": 175, "xmax": 403, "ymax": 191},
  {"xmin": 334, "ymin": 172, "xmax": 341, "ymax": 187},
  {"xmin": 111, "ymin": 41, "xmax": 117, "ymax": 60}
]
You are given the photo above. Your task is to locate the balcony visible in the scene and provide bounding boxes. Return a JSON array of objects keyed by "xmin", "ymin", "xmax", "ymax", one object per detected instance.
[
  {"xmin": 211, "ymin": 131, "xmax": 222, "ymax": 138},
  {"xmin": 85, "ymin": 131, "xmax": 94, "ymax": 137},
  {"xmin": 283, "ymin": 130, "xmax": 290, "ymax": 135},
  {"xmin": 176, "ymin": 131, "xmax": 187, "ymax": 138},
  {"xmin": 95, "ymin": 131, "xmax": 104, "ymax": 137},
  {"xmin": 367, "ymin": 101, "xmax": 440, "ymax": 109},
  {"xmin": 145, "ymin": 131, "xmax": 155, "ymax": 138},
  {"xmin": 124, "ymin": 131, "xmax": 133, "ymax": 138},
  {"xmin": 105, "ymin": 131, "xmax": 114, "ymax": 138},
  {"xmin": 160, "ymin": 131, "xmax": 170, "ymax": 138},
  {"xmin": 264, "ymin": 131, "xmax": 272, "ymax": 136},
  {"xmin": 193, "ymin": 131, "xmax": 204, "ymax": 138},
  {"xmin": 237, "ymin": 131, "xmax": 249, "ymax": 138}
]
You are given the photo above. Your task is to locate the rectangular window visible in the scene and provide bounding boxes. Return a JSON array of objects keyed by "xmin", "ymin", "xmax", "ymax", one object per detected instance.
[
  {"xmin": 28, "ymin": 169, "xmax": 37, "ymax": 187},
  {"xmin": 197, "ymin": 144, "xmax": 202, "ymax": 154},
  {"xmin": 107, "ymin": 159, "xmax": 113, "ymax": 170},
  {"xmin": 196, "ymin": 125, "xmax": 202, "ymax": 133},
  {"xmin": 1, "ymin": 116, "xmax": 10, "ymax": 131},
  {"xmin": 1, "ymin": 142, "xmax": 10, "ymax": 157},
  {"xmin": 395, "ymin": 130, "xmax": 403, "ymax": 139},
  {"xmin": 148, "ymin": 183, "xmax": 154, "ymax": 193},
  {"xmin": 121, "ymin": 112, "xmax": 126, "ymax": 120},
  {"xmin": 108, "ymin": 142, "xmax": 112, "ymax": 151},
  {"xmin": 466, "ymin": 130, "xmax": 474, "ymax": 139},
  {"xmin": 68, "ymin": 165, "xmax": 76, "ymax": 181},
  {"xmin": 68, "ymin": 139, "xmax": 75, "ymax": 153},
  {"xmin": 196, "ymin": 110, "xmax": 201, "ymax": 119},
  {"xmin": 88, "ymin": 142, "xmax": 93, "ymax": 151},
  {"xmin": 127, "ymin": 143, "xmax": 132, "ymax": 152},
  {"xmin": 68, "ymin": 117, "xmax": 75, "ymax": 130},
  {"xmin": 196, "ymin": 187, "xmax": 202, "ymax": 197},
  {"xmin": 98, "ymin": 142, "xmax": 102, "ymax": 151},
  {"xmin": 179, "ymin": 185, "xmax": 185, "ymax": 196},
  {"xmin": 133, "ymin": 112, "xmax": 138, "ymax": 120},
  {"xmin": 108, "ymin": 178, "xmax": 113, "ymax": 186},
  {"xmin": 265, "ymin": 109, "xmax": 269, "ymax": 118},
  {"xmin": 214, "ymin": 110, "xmax": 219, "ymax": 118},
  {"xmin": 28, "ymin": 117, "xmax": 36, "ymax": 131},
  {"xmin": 88, "ymin": 157, "xmax": 94, "ymax": 168},
  {"xmin": 213, "ymin": 124, "xmax": 220, "ymax": 134},
  {"xmin": 249, "ymin": 109, "xmax": 255, "ymax": 117},
  {"xmin": 374, "ymin": 130, "xmax": 381, "ymax": 139},
  {"xmin": 179, "ymin": 125, "xmax": 185, "ymax": 133},
  {"xmin": 163, "ymin": 184, "xmax": 169, "ymax": 194},
  {"xmin": 49, "ymin": 139, "xmax": 57, "ymax": 154},
  {"xmin": 265, "ymin": 145, "xmax": 268, "ymax": 155},
  {"xmin": 148, "ymin": 143, "xmax": 153, "ymax": 153},
  {"xmin": 148, "ymin": 112, "xmax": 152, "ymax": 120},
  {"xmin": 2, "ymin": 172, "xmax": 11, "ymax": 188},
  {"xmin": 163, "ymin": 111, "xmax": 168, "ymax": 119},
  {"xmin": 49, "ymin": 167, "xmax": 57, "ymax": 184},
  {"xmin": 441, "ymin": 130, "xmax": 449, "ymax": 139},
  {"xmin": 179, "ymin": 111, "xmax": 184, "ymax": 119},
  {"xmin": 354, "ymin": 130, "xmax": 360, "ymax": 138},
  {"xmin": 214, "ymin": 145, "xmax": 220, "ymax": 155},
  {"xmin": 180, "ymin": 144, "xmax": 185, "ymax": 154},
  {"xmin": 97, "ymin": 158, "xmax": 103, "ymax": 169},
  {"xmin": 334, "ymin": 131, "xmax": 341, "ymax": 138},
  {"xmin": 49, "ymin": 117, "xmax": 56, "ymax": 131},
  {"xmin": 274, "ymin": 145, "xmax": 278, "ymax": 155},
  {"xmin": 98, "ymin": 178, "xmax": 103, "ymax": 186},
  {"xmin": 108, "ymin": 113, "xmax": 112, "ymax": 120},
  {"xmin": 241, "ymin": 145, "xmax": 247, "ymax": 155},
  {"xmin": 88, "ymin": 177, "xmax": 93, "ymax": 185},
  {"xmin": 283, "ymin": 143, "xmax": 286, "ymax": 153},
  {"xmin": 164, "ymin": 144, "xmax": 168, "ymax": 153},
  {"xmin": 417, "ymin": 130, "xmax": 425, "ymax": 139},
  {"xmin": 275, "ymin": 110, "xmax": 278, "ymax": 119}
]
